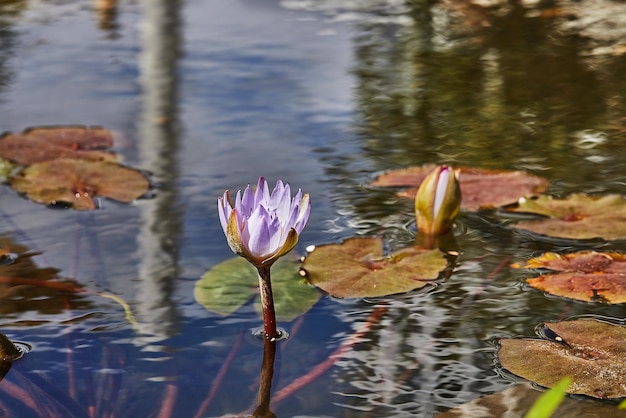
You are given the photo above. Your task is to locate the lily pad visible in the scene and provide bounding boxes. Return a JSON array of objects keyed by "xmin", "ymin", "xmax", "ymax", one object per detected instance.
[
  {"xmin": 0, "ymin": 237, "xmax": 88, "ymax": 315},
  {"xmin": 0, "ymin": 125, "xmax": 116, "ymax": 165},
  {"xmin": 509, "ymin": 194, "xmax": 626, "ymax": 240},
  {"xmin": 195, "ymin": 256, "xmax": 321, "ymax": 321},
  {"xmin": 0, "ymin": 237, "xmax": 59, "ymax": 281},
  {"xmin": 10, "ymin": 158, "xmax": 150, "ymax": 210},
  {"xmin": 370, "ymin": 165, "xmax": 548, "ymax": 210},
  {"xmin": 498, "ymin": 319, "xmax": 626, "ymax": 399},
  {"xmin": 512, "ymin": 251, "xmax": 626, "ymax": 303},
  {"xmin": 301, "ymin": 237, "xmax": 447, "ymax": 298},
  {"xmin": 435, "ymin": 383, "xmax": 626, "ymax": 418}
]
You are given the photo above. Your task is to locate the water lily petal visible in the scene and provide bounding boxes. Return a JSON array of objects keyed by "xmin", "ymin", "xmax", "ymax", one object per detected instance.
[
  {"xmin": 240, "ymin": 183, "xmax": 255, "ymax": 215},
  {"xmin": 264, "ymin": 227, "xmax": 299, "ymax": 266},
  {"xmin": 255, "ymin": 176, "xmax": 270, "ymax": 208},
  {"xmin": 247, "ymin": 212, "xmax": 272, "ymax": 258},
  {"xmin": 225, "ymin": 208, "xmax": 244, "ymax": 256},
  {"xmin": 294, "ymin": 193, "xmax": 311, "ymax": 234},
  {"xmin": 217, "ymin": 190, "xmax": 232, "ymax": 234},
  {"xmin": 274, "ymin": 181, "xmax": 291, "ymax": 221}
]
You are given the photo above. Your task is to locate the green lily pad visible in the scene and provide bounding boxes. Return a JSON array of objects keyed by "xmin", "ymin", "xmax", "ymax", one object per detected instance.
[
  {"xmin": 0, "ymin": 125, "xmax": 116, "ymax": 165},
  {"xmin": 195, "ymin": 256, "xmax": 321, "ymax": 321},
  {"xmin": 512, "ymin": 251, "xmax": 626, "ymax": 303},
  {"xmin": 370, "ymin": 165, "xmax": 548, "ymax": 210},
  {"xmin": 498, "ymin": 319, "xmax": 626, "ymax": 399},
  {"xmin": 9, "ymin": 158, "xmax": 150, "ymax": 210},
  {"xmin": 301, "ymin": 237, "xmax": 447, "ymax": 298},
  {"xmin": 508, "ymin": 193, "xmax": 626, "ymax": 240}
]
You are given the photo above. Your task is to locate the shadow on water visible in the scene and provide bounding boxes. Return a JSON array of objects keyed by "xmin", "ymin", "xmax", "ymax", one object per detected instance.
[{"xmin": 0, "ymin": 0, "xmax": 624, "ymax": 417}]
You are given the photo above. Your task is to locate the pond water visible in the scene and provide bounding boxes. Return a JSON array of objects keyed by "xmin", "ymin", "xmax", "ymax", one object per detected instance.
[{"xmin": 0, "ymin": 0, "xmax": 625, "ymax": 417}]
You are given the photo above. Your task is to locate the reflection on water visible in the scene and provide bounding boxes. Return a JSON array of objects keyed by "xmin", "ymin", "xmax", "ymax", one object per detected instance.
[
  {"xmin": 0, "ymin": 0, "xmax": 624, "ymax": 416},
  {"xmin": 135, "ymin": 0, "xmax": 182, "ymax": 340}
]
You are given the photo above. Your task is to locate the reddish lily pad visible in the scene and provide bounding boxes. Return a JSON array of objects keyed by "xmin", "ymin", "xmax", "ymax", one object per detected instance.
[
  {"xmin": 301, "ymin": 237, "xmax": 447, "ymax": 298},
  {"xmin": 512, "ymin": 251, "xmax": 626, "ymax": 303},
  {"xmin": 498, "ymin": 319, "xmax": 626, "ymax": 399},
  {"xmin": 0, "ymin": 125, "xmax": 116, "ymax": 165},
  {"xmin": 371, "ymin": 165, "xmax": 548, "ymax": 210},
  {"xmin": 10, "ymin": 158, "xmax": 149, "ymax": 210},
  {"xmin": 509, "ymin": 194, "xmax": 626, "ymax": 240},
  {"xmin": 0, "ymin": 237, "xmax": 88, "ymax": 315}
]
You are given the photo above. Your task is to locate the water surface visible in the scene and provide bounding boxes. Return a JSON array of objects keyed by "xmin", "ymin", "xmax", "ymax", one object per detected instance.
[{"xmin": 0, "ymin": 0, "xmax": 625, "ymax": 416}]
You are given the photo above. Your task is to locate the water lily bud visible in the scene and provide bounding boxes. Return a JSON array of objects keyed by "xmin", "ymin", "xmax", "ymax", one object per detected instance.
[
  {"xmin": 218, "ymin": 177, "xmax": 311, "ymax": 268},
  {"xmin": 415, "ymin": 165, "xmax": 461, "ymax": 236}
]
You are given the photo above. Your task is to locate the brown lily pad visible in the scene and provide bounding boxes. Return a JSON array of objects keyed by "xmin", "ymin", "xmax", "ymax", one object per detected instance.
[
  {"xmin": 509, "ymin": 194, "xmax": 626, "ymax": 240},
  {"xmin": 435, "ymin": 383, "xmax": 626, "ymax": 418},
  {"xmin": 512, "ymin": 251, "xmax": 626, "ymax": 303},
  {"xmin": 10, "ymin": 158, "xmax": 150, "ymax": 210},
  {"xmin": 0, "ymin": 237, "xmax": 88, "ymax": 315},
  {"xmin": 301, "ymin": 237, "xmax": 447, "ymax": 298},
  {"xmin": 0, "ymin": 125, "xmax": 116, "ymax": 165},
  {"xmin": 498, "ymin": 319, "xmax": 626, "ymax": 399},
  {"xmin": 371, "ymin": 165, "xmax": 548, "ymax": 210}
]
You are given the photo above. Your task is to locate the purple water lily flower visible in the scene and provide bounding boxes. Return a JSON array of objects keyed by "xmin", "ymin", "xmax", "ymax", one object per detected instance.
[{"xmin": 218, "ymin": 176, "xmax": 311, "ymax": 268}]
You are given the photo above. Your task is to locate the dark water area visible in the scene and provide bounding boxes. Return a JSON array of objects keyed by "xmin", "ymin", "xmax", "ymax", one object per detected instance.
[{"xmin": 0, "ymin": 0, "xmax": 625, "ymax": 416}]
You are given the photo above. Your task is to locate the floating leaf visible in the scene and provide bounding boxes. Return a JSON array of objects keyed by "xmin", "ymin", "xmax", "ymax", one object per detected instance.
[
  {"xmin": 509, "ymin": 194, "xmax": 626, "ymax": 240},
  {"xmin": 0, "ymin": 158, "xmax": 13, "ymax": 179},
  {"xmin": 371, "ymin": 165, "xmax": 548, "ymax": 210},
  {"xmin": 0, "ymin": 125, "xmax": 116, "ymax": 165},
  {"xmin": 301, "ymin": 237, "xmax": 447, "ymax": 298},
  {"xmin": 435, "ymin": 383, "xmax": 625, "ymax": 418},
  {"xmin": 195, "ymin": 256, "xmax": 321, "ymax": 321},
  {"xmin": 0, "ymin": 237, "xmax": 88, "ymax": 315},
  {"xmin": 10, "ymin": 158, "xmax": 149, "ymax": 210},
  {"xmin": 498, "ymin": 319, "xmax": 626, "ymax": 399},
  {"xmin": 0, "ymin": 237, "xmax": 59, "ymax": 281},
  {"xmin": 0, "ymin": 332, "xmax": 22, "ymax": 361},
  {"xmin": 513, "ymin": 251, "xmax": 626, "ymax": 303}
]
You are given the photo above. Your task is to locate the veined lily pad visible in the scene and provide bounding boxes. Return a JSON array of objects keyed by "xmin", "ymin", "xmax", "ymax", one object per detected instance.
[
  {"xmin": 10, "ymin": 158, "xmax": 150, "ymax": 210},
  {"xmin": 509, "ymin": 194, "xmax": 626, "ymax": 240},
  {"xmin": 0, "ymin": 126, "xmax": 116, "ymax": 165},
  {"xmin": 498, "ymin": 319, "xmax": 626, "ymax": 399},
  {"xmin": 512, "ymin": 251, "xmax": 626, "ymax": 303},
  {"xmin": 301, "ymin": 237, "xmax": 447, "ymax": 298},
  {"xmin": 370, "ymin": 165, "xmax": 548, "ymax": 210},
  {"xmin": 195, "ymin": 256, "xmax": 321, "ymax": 321}
]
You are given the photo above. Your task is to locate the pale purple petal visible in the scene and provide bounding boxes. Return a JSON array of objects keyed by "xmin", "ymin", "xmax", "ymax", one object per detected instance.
[
  {"xmin": 254, "ymin": 177, "xmax": 270, "ymax": 207},
  {"xmin": 270, "ymin": 180, "xmax": 285, "ymax": 205},
  {"xmin": 240, "ymin": 183, "xmax": 255, "ymax": 215},
  {"xmin": 266, "ymin": 214, "xmax": 285, "ymax": 253},
  {"xmin": 246, "ymin": 207, "xmax": 272, "ymax": 256},
  {"xmin": 274, "ymin": 182, "xmax": 292, "ymax": 222},
  {"xmin": 217, "ymin": 192, "xmax": 231, "ymax": 234}
]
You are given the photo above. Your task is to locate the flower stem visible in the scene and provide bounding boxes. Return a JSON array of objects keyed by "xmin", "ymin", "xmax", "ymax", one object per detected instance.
[
  {"xmin": 252, "ymin": 338, "xmax": 277, "ymax": 417},
  {"xmin": 257, "ymin": 266, "xmax": 278, "ymax": 340}
]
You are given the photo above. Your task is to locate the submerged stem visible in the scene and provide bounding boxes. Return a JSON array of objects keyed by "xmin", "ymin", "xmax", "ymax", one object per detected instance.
[
  {"xmin": 257, "ymin": 266, "xmax": 278, "ymax": 340},
  {"xmin": 251, "ymin": 338, "xmax": 277, "ymax": 418}
]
